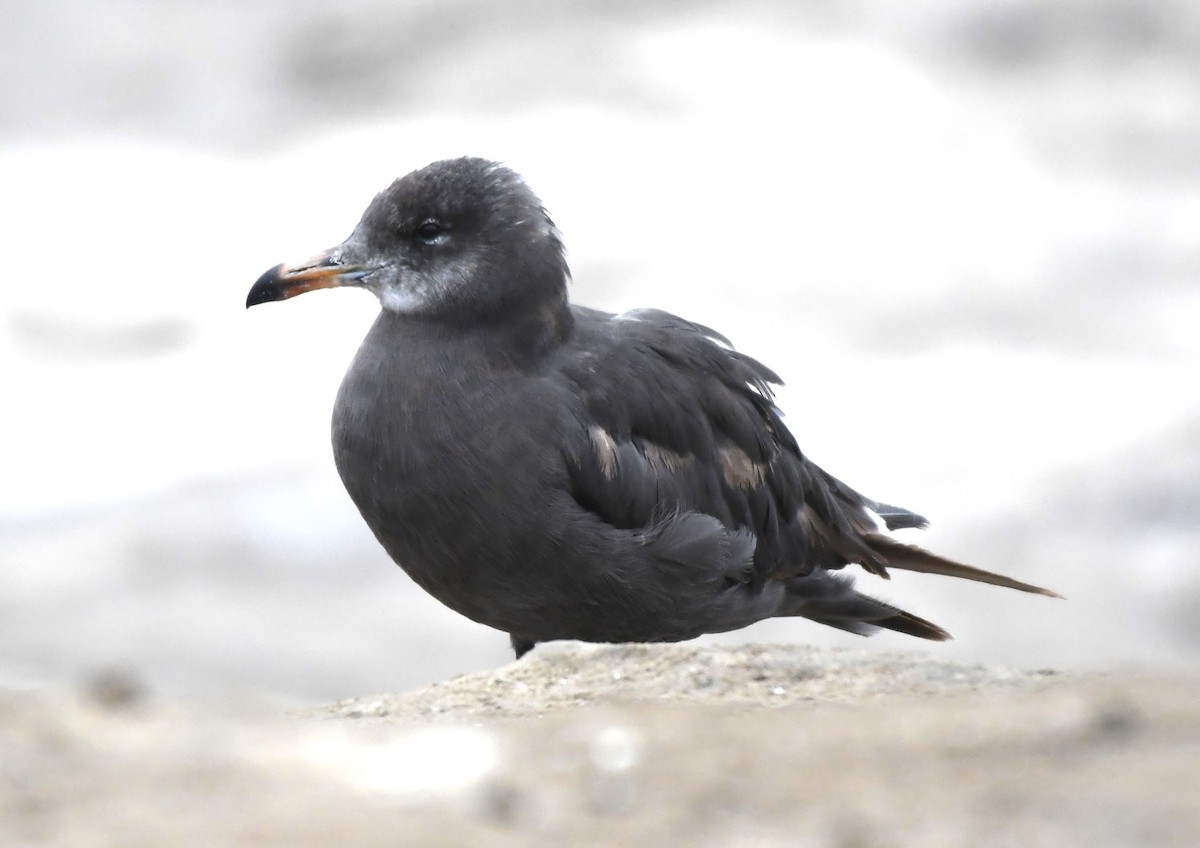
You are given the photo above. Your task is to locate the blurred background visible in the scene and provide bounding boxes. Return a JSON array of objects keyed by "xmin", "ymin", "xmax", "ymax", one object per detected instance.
[{"xmin": 1, "ymin": 0, "xmax": 1197, "ymax": 705}]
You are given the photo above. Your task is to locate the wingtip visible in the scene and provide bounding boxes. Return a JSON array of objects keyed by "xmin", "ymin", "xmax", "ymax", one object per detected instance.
[
  {"xmin": 999, "ymin": 578, "xmax": 1064, "ymax": 599},
  {"xmin": 863, "ymin": 534, "xmax": 1061, "ymax": 599}
]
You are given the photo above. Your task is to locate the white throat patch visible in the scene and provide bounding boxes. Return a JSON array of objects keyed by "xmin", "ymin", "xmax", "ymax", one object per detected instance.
[
  {"xmin": 378, "ymin": 285, "xmax": 432, "ymax": 314},
  {"xmin": 375, "ymin": 258, "xmax": 478, "ymax": 315}
]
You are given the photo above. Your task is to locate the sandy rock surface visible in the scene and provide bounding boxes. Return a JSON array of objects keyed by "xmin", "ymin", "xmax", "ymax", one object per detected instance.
[
  {"xmin": 320, "ymin": 642, "xmax": 1061, "ymax": 719},
  {"xmin": 4, "ymin": 644, "xmax": 1198, "ymax": 847}
]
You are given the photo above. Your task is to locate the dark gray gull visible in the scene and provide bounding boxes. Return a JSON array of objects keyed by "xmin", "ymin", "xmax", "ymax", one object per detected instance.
[{"xmin": 246, "ymin": 156, "xmax": 1058, "ymax": 658}]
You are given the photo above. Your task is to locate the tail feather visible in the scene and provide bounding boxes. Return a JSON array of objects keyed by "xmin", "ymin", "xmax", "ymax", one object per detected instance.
[
  {"xmin": 812, "ymin": 607, "xmax": 951, "ymax": 641},
  {"xmin": 873, "ymin": 608, "xmax": 952, "ymax": 641},
  {"xmin": 864, "ymin": 533, "xmax": 1062, "ymax": 598},
  {"xmin": 784, "ymin": 572, "xmax": 952, "ymax": 641}
]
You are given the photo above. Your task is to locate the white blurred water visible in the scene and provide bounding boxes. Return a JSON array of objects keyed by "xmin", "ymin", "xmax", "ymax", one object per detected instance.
[{"xmin": 2, "ymin": 0, "xmax": 1198, "ymax": 703}]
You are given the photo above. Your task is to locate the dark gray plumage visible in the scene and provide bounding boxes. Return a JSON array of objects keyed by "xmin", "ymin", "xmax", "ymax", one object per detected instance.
[{"xmin": 246, "ymin": 157, "xmax": 1058, "ymax": 659}]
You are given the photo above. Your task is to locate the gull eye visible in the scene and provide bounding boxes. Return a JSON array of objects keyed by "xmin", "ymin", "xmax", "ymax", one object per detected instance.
[{"xmin": 416, "ymin": 219, "xmax": 447, "ymax": 246}]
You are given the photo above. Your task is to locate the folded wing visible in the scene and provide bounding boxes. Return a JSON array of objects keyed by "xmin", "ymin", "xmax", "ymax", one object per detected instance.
[{"xmin": 558, "ymin": 307, "xmax": 1059, "ymax": 600}]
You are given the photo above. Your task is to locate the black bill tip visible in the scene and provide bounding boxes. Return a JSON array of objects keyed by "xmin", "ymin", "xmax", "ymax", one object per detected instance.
[{"xmin": 246, "ymin": 264, "xmax": 289, "ymax": 308}]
